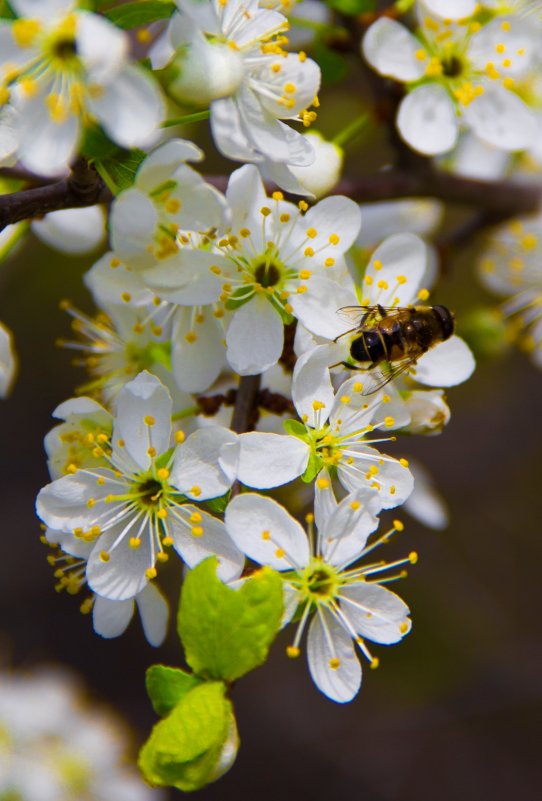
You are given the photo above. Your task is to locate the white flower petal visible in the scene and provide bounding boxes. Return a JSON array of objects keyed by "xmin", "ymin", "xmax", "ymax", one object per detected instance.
[
  {"xmin": 404, "ymin": 458, "xmax": 448, "ymax": 530},
  {"xmin": 464, "ymin": 87, "xmax": 536, "ymax": 152},
  {"xmin": 292, "ymin": 343, "xmax": 337, "ymax": 421},
  {"xmin": 0, "ymin": 322, "xmax": 16, "ymax": 398},
  {"xmin": 420, "ymin": 0, "xmax": 476, "ymax": 18},
  {"xmin": 338, "ymin": 446, "xmax": 414, "ymax": 509},
  {"xmin": 93, "ymin": 595, "xmax": 134, "ymax": 640},
  {"xmin": 413, "ymin": 335, "xmax": 475, "ymax": 387},
  {"xmin": 110, "ymin": 188, "xmax": 158, "ymax": 266},
  {"xmin": 290, "ymin": 276, "xmax": 357, "ymax": 341},
  {"xmin": 340, "ymin": 583, "xmax": 411, "ymax": 644},
  {"xmin": 226, "ymin": 296, "xmax": 283, "ymax": 375},
  {"xmin": 87, "ymin": 523, "xmax": 153, "ymax": 601},
  {"xmin": 169, "ymin": 507, "xmax": 244, "ymax": 582},
  {"xmin": 11, "ymin": 0, "xmax": 73, "ymax": 19},
  {"xmin": 469, "ymin": 18, "xmax": 536, "ymax": 77},
  {"xmin": 136, "ymin": 138, "xmax": 203, "ymax": 191},
  {"xmin": 16, "ymin": 91, "xmax": 79, "ymax": 175},
  {"xmin": 85, "ymin": 252, "xmax": 153, "ymax": 308},
  {"xmin": 364, "ymin": 232, "xmax": 428, "ymax": 306},
  {"xmin": 143, "ymin": 250, "xmax": 224, "ymax": 305},
  {"xmin": 0, "ymin": 105, "xmax": 19, "ymax": 167},
  {"xmin": 356, "ymin": 199, "xmax": 443, "ymax": 248},
  {"xmin": 32, "ymin": 206, "xmax": 106, "ymax": 254},
  {"xmin": 237, "ymin": 432, "xmax": 308, "ymax": 488},
  {"xmin": 397, "ymin": 84, "xmax": 458, "ymax": 156},
  {"xmin": 307, "ymin": 609, "xmax": 361, "ymax": 703},
  {"xmin": 171, "ymin": 310, "xmax": 225, "ymax": 393},
  {"xmin": 362, "ymin": 18, "xmax": 424, "ymax": 82},
  {"xmin": 170, "ymin": 427, "xmax": 238, "ymax": 500},
  {"xmin": 90, "ymin": 65, "xmax": 164, "ymax": 148},
  {"xmin": 225, "ymin": 493, "xmax": 309, "ymax": 570},
  {"xmin": 76, "ymin": 11, "xmax": 128, "ymax": 83},
  {"xmin": 113, "ymin": 371, "xmax": 172, "ymax": 472},
  {"xmin": 36, "ymin": 470, "xmax": 115, "ymax": 532},
  {"xmin": 300, "ymin": 195, "xmax": 361, "ymax": 253},
  {"xmin": 136, "ymin": 582, "xmax": 169, "ymax": 646},
  {"xmin": 320, "ymin": 490, "xmax": 381, "ymax": 567},
  {"xmin": 211, "ymin": 96, "xmax": 260, "ymax": 163}
]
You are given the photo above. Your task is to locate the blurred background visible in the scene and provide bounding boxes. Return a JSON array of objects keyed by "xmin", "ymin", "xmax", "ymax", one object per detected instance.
[{"xmin": 1, "ymin": 52, "xmax": 542, "ymax": 801}]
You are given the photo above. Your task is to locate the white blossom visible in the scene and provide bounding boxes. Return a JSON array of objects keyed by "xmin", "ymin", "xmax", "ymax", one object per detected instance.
[
  {"xmin": 32, "ymin": 205, "xmax": 106, "ymax": 254},
  {"xmin": 0, "ymin": 0, "xmax": 164, "ymax": 175},
  {"xmin": 263, "ymin": 129, "xmax": 344, "ymax": 199},
  {"xmin": 363, "ymin": 13, "xmax": 538, "ymax": 154},
  {"xmin": 226, "ymin": 488, "xmax": 412, "ymax": 702},
  {"xmin": 37, "ymin": 371, "xmax": 243, "ymax": 601},
  {"xmin": 151, "ymin": 0, "xmax": 321, "ymax": 176},
  {"xmin": 0, "ymin": 321, "xmax": 16, "ymax": 398}
]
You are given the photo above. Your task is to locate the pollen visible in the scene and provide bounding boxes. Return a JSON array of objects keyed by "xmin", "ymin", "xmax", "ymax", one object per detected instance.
[
  {"xmin": 384, "ymin": 416, "xmax": 395, "ymax": 427},
  {"xmin": 185, "ymin": 330, "xmax": 197, "ymax": 343},
  {"xmin": 393, "ymin": 519, "xmax": 405, "ymax": 532},
  {"xmin": 340, "ymin": 395, "xmax": 351, "ymax": 404},
  {"xmin": 297, "ymin": 285, "xmax": 307, "ymax": 293},
  {"xmin": 145, "ymin": 567, "xmax": 158, "ymax": 579},
  {"xmin": 156, "ymin": 509, "xmax": 168, "ymax": 519},
  {"xmin": 262, "ymin": 530, "xmax": 271, "ymax": 540},
  {"xmin": 312, "ymin": 400, "xmax": 325, "ymax": 410},
  {"xmin": 99, "ymin": 551, "xmax": 110, "ymax": 563},
  {"xmin": 377, "ymin": 280, "xmax": 389, "ymax": 290},
  {"xmin": 396, "ymin": 275, "xmax": 407, "ymax": 284},
  {"xmin": 275, "ymin": 547, "xmax": 285, "ymax": 558},
  {"xmin": 303, "ymin": 248, "xmax": 314, "ymax": 258},
  {"xmin": 495, "ymin": 43, "xmax": 506, "ymax": 54},
  {"xmin": 306, "ymin": 227, "xmax": 317, "ymax": 238},
  {"xmin": 300, "ymin": 269, "xmax": 312, "ymax": 279},
  {"xmin": 190, "ymin": 512, "xmax": 202, "ymax": 523},
  {"xmin": 373, "ymin": 259, "xmax": 383, "ymax": 270},
  {"xmin": 329, "ymin": 658, "xmax": 340, "ymax": 670},
  {"xmin": 316, "ymin": 478, "xmax": 330, "ymax": 490},
  {"xmin": 157, "ymin": 552, "xmax": 169, "ymax": 563},
  {"xmin": 328, "ymin": 233, "xmax": 340, "ymax": 245},
  {"xmin": 190, "ymin": 485, "xmax": 202, "ymax": 497},
  {"xmin": 272, "ymin": 191, "xmax": 284, "ymax": 200},
  {"xmin": 415, "ymin": 49, "xmax": 427, "ymax": 61},
  {"xmin": 324, "ymin": 257, "xmax": 335, "ymax": 267},
  {"xmin": 418, "ymin": 288, "xmax": 430, "ymax": 301},
  {"xmin": 191, "ymin": 526, "xmax": 204, "ymax": 537},
  {"xmin": 370, "ymin": 657, "xmax": 380, "ymax": 670},
  {"xmin": 163, "ymin": 536, "xmax": 174, "ymax": 547},
  {"xmin": 12, "ymin": 18, "xmax": 41, "ymax": 47},
  {"xmin": 305, "ymin": 512, "xmax": 314, "ymax": 523},
  {"xmin": 350, "ymin": 500, "xmax": 361, "ymax": 510},
  {"xmin": 287, "ymin": 645, "xmax": 300, "ymax": 658},
  {"xmin": 144, "ymin": 415, "xmax": 155, "ymax": 426},
  {"xmin": 157, "ymin": 468, "xmax": 169, "ymax": 480},
  {"xmin": 129, "ymin": 538, "xmax": 141, "ymax": 549},
  {"xmin": 365, "ymin": 275, "xmax": 373, "ymax": 285},
  {"xmin": 260, "ymin": 206, "xmax": 271, "ymax": 217},
  {"xmin": 409, "ymin": 551, "xmax": 418, "ymax": 564},
  {"xmin": 298, "ymin": 200, "xmax": 309, "ymax": 212},
  {"xmin": 271, "ymin": 62, "xmax": 281, "ymax": 73},
  {"xmin": 147, "ymin": 447, "xmax": 156, "ymax": 457}
]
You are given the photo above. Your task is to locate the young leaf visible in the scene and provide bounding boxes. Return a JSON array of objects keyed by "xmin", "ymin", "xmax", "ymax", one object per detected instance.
[
  {"xmin": 105, "ymin": 1, "xmax": 176, "ymax": 29},
  {"xmin": 178, "ymin": 557, "xmax": 283, "ymax": 682},
  {"xmin": 204, "ymin": 490, "xmax": 231, "ymax": 515},
  {"xmin": 96, "ymin": 150, "xmax": 146, "ymax": 194},
  {"xmin": 146, "ymin": 665, "xmax": 202, "ymax": 717},
  {"xmin": 139, "ymin": 681, "xmax": 235, "ymax": 793},
  {"xmin": 283, "ymin": 418, "xmax": 308, "ymax": 439}
]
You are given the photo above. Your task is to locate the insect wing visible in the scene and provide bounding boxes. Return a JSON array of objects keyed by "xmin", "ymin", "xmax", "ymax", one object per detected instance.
[{"xmin": 360, "ymin": 356, "xmax": 418, "ymax": 396}]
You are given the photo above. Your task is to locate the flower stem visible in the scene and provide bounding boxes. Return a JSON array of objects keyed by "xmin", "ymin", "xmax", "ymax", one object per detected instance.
[
  {"xmin": 333, "ymin": 113, "xmax": 369, "ymax": 149},
  {"xmin": 161, "ymin": 111, "xmax": 210, "ymax": 128},
  {"xmin": 231, "ymin": 374, "xmax": 262, "ymax": 434}
]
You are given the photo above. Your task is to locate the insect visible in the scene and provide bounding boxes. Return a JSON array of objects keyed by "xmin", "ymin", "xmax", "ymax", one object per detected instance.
[{"xmin": 334, "ymin": 304, "xmax": 455, "ymax": 394}]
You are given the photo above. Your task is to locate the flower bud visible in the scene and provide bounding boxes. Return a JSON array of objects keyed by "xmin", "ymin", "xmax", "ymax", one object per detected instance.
[
  {"xmin": 168, "ymin": 39, "xmax": 244, "ymax": 106},
  {"xmin": 403, "ymin": 389, "xmax": 450, "ymax": 436},
  {"xmin": 287, "ymin": 131, "xmax": 343, "ymax": 199}
]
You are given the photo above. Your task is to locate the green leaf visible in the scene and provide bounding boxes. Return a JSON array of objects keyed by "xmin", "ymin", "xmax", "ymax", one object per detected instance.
[
  {"xmin": 105, "ymin": 1, "xmax": 176, "ymax": 29},
  {"xmin": 204, "ymin": 491, "xmax": 231, "ymax": 515},
  {"xmin": 146, "ymin": 665, "xmax": 202, "ymax": 717},
  {"xmin": 96, "ymin": 149, "xmax": 146, "ymax": 194},
  {"xmin": 80, "ymin": 125, "xmax": 119, "ymax": 161},
  {"xmin": 283, "ymin": 419, "xmax": 308, "ymax": 439},
  {"xmin": 324, "ymin": 0, "xmax": 376, "ymax": 14},
  {"xmin": 139, "ymin": 681, "xmax": 235, "ymax": 792},
  {"xmin": 178, "ymin": 557, "xmax": 283, "ymax": 682},
  {"xmin": 313, "ymin": 42, "xmax": 349, "ymax": 85}
]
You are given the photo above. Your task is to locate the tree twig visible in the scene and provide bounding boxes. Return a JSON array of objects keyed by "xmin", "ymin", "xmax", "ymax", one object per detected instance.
[{"xmin": 230, "ymin": 374, "xmax": 262, "ymax": 435}]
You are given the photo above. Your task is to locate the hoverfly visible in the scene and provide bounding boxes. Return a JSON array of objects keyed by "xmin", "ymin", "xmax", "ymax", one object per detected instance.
[{"xmin": 334, "ymin": 303, "xmax": 455, "ymax": 395}]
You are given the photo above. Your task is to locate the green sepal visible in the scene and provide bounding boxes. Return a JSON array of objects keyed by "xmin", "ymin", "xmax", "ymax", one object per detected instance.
[
  {"xmin": 139, "ymin": 681, "xmax": 234, "ymax": 792},
  {"xmin": 178, "ymin": 557, "xmax": 283, "ymax": 682},
  {"xmin": 0, "ymin": 2, "xmax": 16, "ymax": 19},
  {"xmin": 146, "ymin": 665, "xmax": 202, "ymax": 717},
  {"xmin": 96, "ymin": 149, "xmax": 146, "ymax": 195},
  {"xmin": 324, "ymin": 0, "xmax": 376, "ymax": 14},
  {"xmin": 225, "ymin": 286, "xmax": 255, "ymax": 311},
  {"xmin": 80, "ymin": 125, "xmax": 119, "ymax": 161},
  {"xmin": 203, "ymin": 490, "xmax": 231, "ymax": 515},
  {"xmin": 301, "ymin": 452, "xmax": 321, "ymax": 483},
  {"xmin": 104, "ymin": 1, "xmax": 176, "ymax": 29},
  {"xmin": 283, "ymin": 419, "xmax": 308, "ymax": 439}
]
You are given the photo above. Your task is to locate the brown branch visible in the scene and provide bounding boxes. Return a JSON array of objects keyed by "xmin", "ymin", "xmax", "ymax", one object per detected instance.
[
  {"xmin": 230, "ymin": 374, "xmax": 262, "ymax": 435},
  {"xmin": 0, "ymin": 159, "xmax": 112, "ymax": 232}
]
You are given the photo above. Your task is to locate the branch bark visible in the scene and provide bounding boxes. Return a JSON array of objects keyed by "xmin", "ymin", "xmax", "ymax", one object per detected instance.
[{"xmin": 230, "ymin": 374, "xmax": 262, "ymax": 435}]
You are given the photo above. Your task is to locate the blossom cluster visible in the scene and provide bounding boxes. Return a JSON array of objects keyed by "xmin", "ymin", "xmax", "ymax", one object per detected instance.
[{"xmin": 1, "ymin": 0, "xmax": 540, "ymax": 793}]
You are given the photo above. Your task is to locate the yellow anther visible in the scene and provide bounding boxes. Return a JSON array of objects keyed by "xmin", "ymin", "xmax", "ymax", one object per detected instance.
[
  {"xmin": 185, "ymin": 330, "xmax": 197, "ymax": 343},
  {"xmin": 136, "ymin": 27, "xmax": 152, "ymax": 43},
  {"xmin": 147, "ymin": 447, "xmax": 157, "ymax": 458},
  {"xmin": 275, "ymin": 547, "xmax": 285, "ymax": 558},
  {"xmin": 418, "ymin": 288, "xmax": 430, "ymax": 301},
  {"xmin": 501, "ymin": 21, "xmax": 511, "ymax": 32},
  {"xmin": 157, "ymin": 552, "xmax": 169, "ymax": 563},
  {"xmin": 377, "ymin": 279, "xmax": 388, "ymax": 290},
  {"xmin": 370, "ymin": 657, "xmax": 380, "ymax": 670},
  {"xmin": 502, "ymin": 58, "xmax": 511, "ymax": 68},
  {"xmin": 393, "ymin": 519, "xmax": 405, "ymax": 532},
  {"xmin": 157, "ymin": 468, "xmax": 169, "ymax": 480},
  {"xmin": 283, "ymin": 82, "xmax": 296, "ymax": 93},
  {"xmin": 409, "ymin": 551, "xmax": 418, "ymax": 564},
  {"xmin": 316, "ymin": 478, "xmax": 330, "ymax": 490},
  {"xmin": 272, "ymin": 191, "xmax": 284, "ymax": 200},
  {"xmin": 306, "ymin": 227, "xmax": 317, "ymax": 238},
  {"xmin": 389, "ymin": 485, "xmax": 396, "ymax": 495},
  {"xmin": 373, "ymin": 259, "xmax": 383, "ymax": 270},
  {"xmin": 121, "ymin": 292, "xmax": 131, "ymax": 302},
  {"xmin": 20, "ymin": 77, "xmax": 38, "ymax": 98},
  {"xmin": 324, "ymin": 257, "xmax": 335, "ymax": 267},
  {"xmin": 340, "ymin": 395, "xmax": 351, "ymax": 404},
  {"xmin": 271, "ymin": 62, "xmax": 281, "ymax": 73},
  {"xmin": 303, "ymin": 247, "xmax": 314, "ymax": 258},
  {"xmin": 329, "ymin": 233, "xmax": 340, "ymax": 245},
  {"xmin": 195, "ymin": 313, "xmax": 205, "ymax": 324},
  {"xmin": 396, "ymin": 275, "xmax": 407, "ymax": 284},
  {"xmin": 192, "ymin": 526, "xmax": 204, "ymax": 537},
  {"xmin": 99, "ymin": 550, "xmax": 110, "ymax": 563},
  {"xmin": 239, "ymin": 227, "xmax": 251, "ymax": 237},
  {"xmin": 166, "ymin": 198, "xmax": 181, "ymax": 214},
  {"xmin": 260, "ymin": 206, "xmax": 271, "ymax": 217},
  {"xmin": 298, "ymin": 200, "xmax": 309, "ymax": 212},
  {"xmin": 156, "ymin": 509, "xmax": 168, "ymax": 519},
  {"xmin": 305, "ymin": 513, "xmax": 314, "ymax": 524},
  {"xmin": 415, "ymin": 49, "xmax": 427, "ymax": 61},
  {"xmin": 296, "ymin": 285, "xmax": 307, "ymax": 294},
  {"xmin": 384, "ymin": 416, "xmax": 395, "ymax": 427},
  {"xmin": 399, "ymin": 458, "xmax": 409, "ymax": 468},
  {"xmin": 12, "ymin": 18, "xmax": 41, "ymax": 47},
  {"xmin": 299, "ymin": 269, "xmax": 312, "ymax": 279},
  {"xmin": 190, "ymin": 485, "xmax": 201, "ymax": 497},
  {"xmin": 287, "ymin": 645, "xmax": 300, "ymax": 658},
  {"xmin": 162, "ymin": 536, "xmax": 174, "ymax": 547},
  {"xmin": 350, "ymin": 500, "xmax": 361, "ymax": 511},
  {"xmin": 145, "ymin": 567, "xmax": 158, "ymax": 579},
  {"xmin": 329, "ymin": 657, "xmax": 340, "ymax": 670},
  {"xmin": 129, "ymin": 537, "xmax": 141, "ymax": 549},
  {"xmin": 496, "ymin": 43, "xmax": 505, "ymax": 54},
  {"xmin": 298, "ymin": 51, "xmax": 307, "ymax": 62},
  {"xmin": 144, "ymin": 415, "xmax": 155, "ymax": 426},
  {"xmin": 353, "ymin": 382, "xmax": 363, "ymax": 393},
  {"xmin": 312, "ymin": 400, "xmax": 325, "ymax": 410},
  {"xmin": 96, "ymin": 476, "xmax": 106, "ymax": 486},
  {"xmin": 399, "ymin": 621, "xmax": 409, "ymax": 634}
]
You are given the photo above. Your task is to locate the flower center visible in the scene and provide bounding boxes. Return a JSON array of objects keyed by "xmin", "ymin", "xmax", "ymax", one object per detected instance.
[
  {"xmin": 53, "ymin": 37, "xmax": 78, "ymax": 61},
  {"xmin": 441, "ymin": 54, "xmax": 463, "ymax": 78},
  {"xmin": 135, "ymin": 478, "xmax": 164, "ymax": 508},
  {"xmin": 253, "ymin": 260, "xmax": 282, "ymax": 288},
  {"xmin": 301, "ymin": 560, "xmax": 339, "ymax": 602}
]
